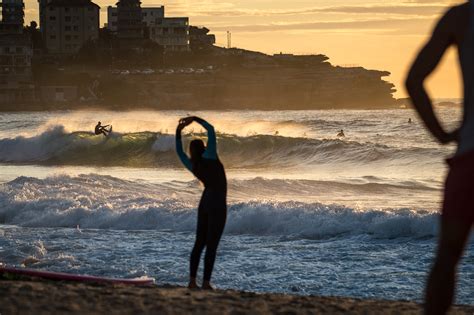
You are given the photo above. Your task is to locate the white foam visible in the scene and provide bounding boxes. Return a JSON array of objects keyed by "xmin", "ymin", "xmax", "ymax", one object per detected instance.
[{"xmin": 0, "ymin": 175, "xmax": 439, "ymax": 239}]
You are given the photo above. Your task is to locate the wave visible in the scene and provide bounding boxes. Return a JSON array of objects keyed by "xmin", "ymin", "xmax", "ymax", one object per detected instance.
[
  {"xmin": 0, "ymin": 175, "xmax": 439, "ymax": 239},
  {"xmin": 0, "ymin": 125, "xmax": 444, "ymax": 168}
]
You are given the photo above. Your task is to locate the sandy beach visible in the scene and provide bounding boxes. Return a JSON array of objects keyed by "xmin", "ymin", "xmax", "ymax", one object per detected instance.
[{"xmin": 0, "ymin": 279, "xmax": 472, "ymax": 315}]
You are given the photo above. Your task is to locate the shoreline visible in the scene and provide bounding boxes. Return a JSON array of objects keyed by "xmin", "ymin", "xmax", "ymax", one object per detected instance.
[{"xmin": 0, "ymin": 280, "xmax": 472, "ymax": 314}]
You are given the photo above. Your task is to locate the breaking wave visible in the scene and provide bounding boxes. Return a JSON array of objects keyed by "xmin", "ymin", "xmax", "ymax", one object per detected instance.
[
  {"xmin": 0, "ymin": 174, "xmax": 439, "ymax": 239},
  {"xmin": 0, "ymin": 125, "xmax": 443, "ymax": 168}
]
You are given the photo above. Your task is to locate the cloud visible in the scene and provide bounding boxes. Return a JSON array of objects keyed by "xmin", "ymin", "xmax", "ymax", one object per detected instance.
[
  {"xmin": 191, "ymin": 3, "xmax": 450, "ymax": 17},
  {"xmin": 210, "ymin": 16, "xmax": 434, "ymax": 33}
]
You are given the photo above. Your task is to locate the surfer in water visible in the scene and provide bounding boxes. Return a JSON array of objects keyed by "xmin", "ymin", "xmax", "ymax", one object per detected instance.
[
  {"xmin": 94, "ymin": 121, "xmax": 112, "ymax": 137},
  {"xmin": 175, "ymin": 116, "xmax": 227, "ymax": 290},
  {"xmin": 337, "ymin": 129, "xmax": 345, "ymax": 137},
  {"xmin": 406, "ymin": 2, "xmax": 473, "ymax": 314}
]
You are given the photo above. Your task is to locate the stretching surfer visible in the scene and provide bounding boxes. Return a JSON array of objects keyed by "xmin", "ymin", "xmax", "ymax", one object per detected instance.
[
  {"xmin": 175, "ymin": 116, "xmax": 227, "ymax": 290},
  {"xmin": 94, "ymin": 121, "xmax": 111, "ymax": 137},
  {"xmin": 406, "ymin": 2, "xmax": 473, "ymax": 314}
]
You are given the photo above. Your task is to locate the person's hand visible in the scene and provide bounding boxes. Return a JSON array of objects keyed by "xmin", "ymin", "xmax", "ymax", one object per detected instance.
[
  {"xmin": 179, "ymin": 117, "xmax": 195, "ymax": 126},
  {"xmin": 438, "ymin": 129, "xmax": 459, "ymax": 144}
]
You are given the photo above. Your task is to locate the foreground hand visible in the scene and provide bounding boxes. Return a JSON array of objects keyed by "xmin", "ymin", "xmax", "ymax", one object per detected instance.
[
  {"xmin": 179, "ymin": 117, "xmax": 195, "ymax": 127},
  {"xmin": 439, "ymin": 129, "xmax": 459, "ymax": 144}
]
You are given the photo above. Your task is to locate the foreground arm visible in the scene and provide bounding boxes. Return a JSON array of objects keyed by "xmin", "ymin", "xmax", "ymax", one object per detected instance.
[
  {"xmin": 194, "ymin": 117, "xmax": 217, "ymax": 160},
  {"xmin": 175, "ymin": 123, "xmax": 192, "ymax": 171},
  {"xmin": 405, "ymin": 9, "xmax": 458, "ymax": 144}
]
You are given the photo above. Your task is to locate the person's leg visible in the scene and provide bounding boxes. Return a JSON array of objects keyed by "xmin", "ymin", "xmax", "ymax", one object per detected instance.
[
  {"xmin": 202, "ymin": 209, "xmax": 226, "ymax": 289},
  {"xmin": 189, "ymin": 207, "xmax": 207, "ymax": 289},
  {"xmin": 424, "ymin": 218, "xmax": 472, "ymax": 315}
]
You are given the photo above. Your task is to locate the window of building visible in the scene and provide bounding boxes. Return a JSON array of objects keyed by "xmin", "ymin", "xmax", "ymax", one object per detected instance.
[
  {"xmin": 65, "ymin": 35, "xmax": 71, "ymax": 41},
  {"xmin": 65, "ymin": 26, "xmax": 71, "ymax": 31},
  {"xmin": 112, "ymin": 12, "xmax": 117, "ymax": 17},
  {"xmin": 65, "ymin": 16, "xmax": 71, "ymax": 22},
  {"xmin": 73, "ymin": 35, "xmax": 79, "ymax": 40},
  {"xmin": 65, "ymin": 7, "xmax": 70, "ymax": 12},
  {"xmin": 50, "ymin": 35, "xmax": 56, "ymax": 39},
  {"xmin": 73, "ymin": 26, "xmax": 79, "ymax": 31},
  {"xmin": 16, "ymin": 47, "xmax": 23, "ymax": 53},
  {"xmin": 49, "ymin": 16, "xmax": 56, "ymax": 21},
  {"xmin": 88, "ymin": 7, "xmax": 93, "ymax": 11}
]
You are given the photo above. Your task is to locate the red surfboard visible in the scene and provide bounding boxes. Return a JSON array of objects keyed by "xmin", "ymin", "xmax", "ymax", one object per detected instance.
[{"xmin": 0, "ymin": 266, "xmax": 155, "ymax": 286}]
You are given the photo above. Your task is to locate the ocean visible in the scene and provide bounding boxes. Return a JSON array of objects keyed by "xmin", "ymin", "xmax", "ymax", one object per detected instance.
[{"xmin": 0, "ymin": 109, "xmax": 472, "ymax": 304}]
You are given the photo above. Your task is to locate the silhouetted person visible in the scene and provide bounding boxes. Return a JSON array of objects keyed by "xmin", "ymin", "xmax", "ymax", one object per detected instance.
[
  {"xmin": 406, "ymin": 2, "xmax": 473, "ymax": 315},
  {"xmin": 94, "ymin": 121, "xmax": 111, "ymax": 137},
  {"xmin": 408, "ymin": 118, "xmax": 413, "ymax": 124},
  {"xmin": 175, "ymin": 116, "xmax": 227, "ymax": 290},
  {"xmin": 337, "ymin": 129, "xmax": 345, "ymax": 137}
]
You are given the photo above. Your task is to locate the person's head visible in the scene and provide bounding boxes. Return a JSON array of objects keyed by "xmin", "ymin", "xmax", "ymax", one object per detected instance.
[
  {"xmin": 98, "ymin": 121, "xmax": 101, "ymax": 126},
  {"xmin": 189, "ymin": 139, "xmax": 205, "ymax": 164}
]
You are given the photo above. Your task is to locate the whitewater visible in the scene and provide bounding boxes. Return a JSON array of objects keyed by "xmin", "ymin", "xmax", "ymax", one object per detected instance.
[{"xmin": 0, "ymin": 109, "xmax": 472, "ymax": 304}]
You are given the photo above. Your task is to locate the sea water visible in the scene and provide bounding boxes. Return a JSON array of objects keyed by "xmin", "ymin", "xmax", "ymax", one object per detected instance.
[{"xmin": 0, "ymin": 109, "xmax": 472, "ymax": 304}]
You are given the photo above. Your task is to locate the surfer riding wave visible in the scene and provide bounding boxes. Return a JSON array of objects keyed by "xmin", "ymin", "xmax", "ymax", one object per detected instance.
[{"xmin": 95, "ymin": 122, "xmax": 112, "ymax": 137}]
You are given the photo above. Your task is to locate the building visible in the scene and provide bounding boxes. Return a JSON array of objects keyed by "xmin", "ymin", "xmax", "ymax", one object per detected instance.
[
  {"xmin": 38, "ymin": 0, "xmax": 99, "ymax": 54},
  {"xmin": 0, "ymin": 0, "xmax": 24, "ymax": 34},
  {"xmin": 107, "ymin": 6, "xmax": 164, "ymax": 33},
  {"xmin": 0, "ymin": 34, "xmax": 35, "ymax": 104},
  {"xmin": 116, "ymin": 0, "xmax": 143, "ymax": 40},
  {"xmin": 107, "ymin": 5, "xmax": 189, "ymax": 52},
  {"xmin": 149, "ymin": 17, "xmax": 189, "ymax": 52}
]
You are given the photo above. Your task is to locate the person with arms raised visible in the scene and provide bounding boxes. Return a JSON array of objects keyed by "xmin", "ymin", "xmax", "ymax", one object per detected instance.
[{"xmin": 175, "ymin": 116, "xmax": 227, "ymax": 290}]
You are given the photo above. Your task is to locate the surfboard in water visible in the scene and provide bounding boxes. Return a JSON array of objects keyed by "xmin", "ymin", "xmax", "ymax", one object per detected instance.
[{"xmin": 0, "ymin": 266, "xmax": 155, "ymax": 286}]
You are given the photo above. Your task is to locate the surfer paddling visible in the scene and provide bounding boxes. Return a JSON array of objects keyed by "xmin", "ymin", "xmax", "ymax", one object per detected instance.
[
  {"xmin": 406, "ymin": 2, "xmax": 473, "ymax": 314},
  {"xmin": 175, "ymin": 116, "xmax": 227, "ymax": 290},
  {"xmin": 94, "ymin": 122, "xmax": 112, "ymax": 137}
]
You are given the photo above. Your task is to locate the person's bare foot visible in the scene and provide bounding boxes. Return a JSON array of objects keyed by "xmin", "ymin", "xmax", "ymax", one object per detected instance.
[
  {"xmin": 202, "ymin": 281, "xmax": 214, "ymax": 290},
  {"xmin": 188, "ymin": 278, "xmax": 199, "ymax": 289}
]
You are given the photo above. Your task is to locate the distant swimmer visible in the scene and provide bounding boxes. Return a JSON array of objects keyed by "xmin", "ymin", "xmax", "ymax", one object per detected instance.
[
  {"xmin": 337, "ymin": 129, "xmax": 345, "ymax": 137},
  {"xmin": 94, "ymin": 121, "xmax": 112, "ymax": 137},
  {"xmin": 176, "ymin": 116, "xmax": 227, "ymax": 291},
  {"xmin": 408, "ymin": 118, "xmax": 413, "ymax": 124}
]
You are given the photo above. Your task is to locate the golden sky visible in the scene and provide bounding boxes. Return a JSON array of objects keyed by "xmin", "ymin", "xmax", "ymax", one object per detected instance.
[{"xmin": 24, "ymin": 0, "xmax": 466, "ymax": 98}]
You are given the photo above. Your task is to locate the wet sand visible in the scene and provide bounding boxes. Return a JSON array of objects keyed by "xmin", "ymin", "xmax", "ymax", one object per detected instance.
[{"xmin": 0, "ymin": 280, "xmax": 473, "ymax": 314}]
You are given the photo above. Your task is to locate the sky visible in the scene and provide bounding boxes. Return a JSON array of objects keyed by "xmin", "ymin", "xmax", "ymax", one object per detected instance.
[{"xmin": 24, "ymin": 0, "xmax": 466, "ymax": 98}]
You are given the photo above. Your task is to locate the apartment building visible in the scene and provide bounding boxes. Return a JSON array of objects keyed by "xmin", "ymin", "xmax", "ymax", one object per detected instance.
[
  {"xmin": 39, "ymin": 0, "xmax": 99, "ymax": 54},
  {"xmin": 0, "ymin": 34, "xmax": 35, "ymax": 104},
  {"xmin": 0, "ymin": 0, "xmax": 24, "ymax": 34}
]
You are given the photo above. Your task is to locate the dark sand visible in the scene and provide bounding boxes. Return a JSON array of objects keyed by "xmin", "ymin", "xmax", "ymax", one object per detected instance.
[{"xmin": 0, "ymin": 280, "xmax": 473, "ymax": 314}]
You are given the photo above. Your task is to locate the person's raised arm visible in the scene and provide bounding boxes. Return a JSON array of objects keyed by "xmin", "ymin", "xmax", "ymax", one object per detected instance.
[
  {"xmin": 193, "ymin": 117, "xmax": 217, "ymax": 160},
  {"xmin": 175, "ymin": 121, "xmax": 192, "ymax": 171},
  {"xmin": 405, "ymin": 8, "xmax": 459, "ymax": 144}
]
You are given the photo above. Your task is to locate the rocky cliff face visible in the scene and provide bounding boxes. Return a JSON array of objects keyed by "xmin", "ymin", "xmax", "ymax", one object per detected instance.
[{"xmin": 99, "ymin": 49, "xmax": 397, "ymax": 110}]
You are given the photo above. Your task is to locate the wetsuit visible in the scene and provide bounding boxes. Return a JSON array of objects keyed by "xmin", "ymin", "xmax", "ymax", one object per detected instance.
[
  {"xmin": 95, "ymin": 124, "xmax": 108, "ymax": 136},
  {"xmin": 176, "ymin": 119, "xmax": 227, "ymax": 282}
]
